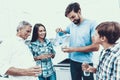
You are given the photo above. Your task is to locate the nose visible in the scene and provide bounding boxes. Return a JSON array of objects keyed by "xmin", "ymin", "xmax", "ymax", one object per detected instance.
[
  {"xmin": 42, "ymin": 31, "xmax": 46, "ymax": 34},
  {"xmin": 28, "ymin": 32, "xmax": 31, "ymax": 36},
  {"xmin": 70, "ymin": 18, "xmax": 75, "ymax": 22}
]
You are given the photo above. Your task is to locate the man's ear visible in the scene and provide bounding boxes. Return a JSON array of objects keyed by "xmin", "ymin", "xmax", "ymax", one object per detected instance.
[
  {"xmin": 100, "ymin": 36, "xmax": 107, "ymax": 42},
  {"xmin": 17, "ymin": 27, "xmax": 23, "ymax": 32},
  {"xmin": 78, "ymin": 10, "xmax": 81, "ymax": 14}
]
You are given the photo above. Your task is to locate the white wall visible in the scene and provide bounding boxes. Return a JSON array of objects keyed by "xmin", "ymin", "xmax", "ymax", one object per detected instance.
[{"xmin": 0, "ymin": 0, "xmax": 120, "ymax": 40}]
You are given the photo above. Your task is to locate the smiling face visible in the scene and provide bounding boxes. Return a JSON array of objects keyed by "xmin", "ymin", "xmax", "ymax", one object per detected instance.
[
  {"xmin": 67, "ymin": 10, "xmax": 81, "ymax": 25},
  {"xmin": 38, "ymin": 26, "xmax": 46, "ymax": 40}
]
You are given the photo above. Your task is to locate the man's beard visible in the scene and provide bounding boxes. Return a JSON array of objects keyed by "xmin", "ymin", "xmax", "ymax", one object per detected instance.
[{"xmin": 73, "ymin": 18, "xmax": 80, "ymax": 25}]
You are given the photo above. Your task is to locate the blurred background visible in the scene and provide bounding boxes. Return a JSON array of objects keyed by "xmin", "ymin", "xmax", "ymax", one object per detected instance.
[{"xmin": 0, "ymin": 0, "xmax": 120, "ymax": 40}]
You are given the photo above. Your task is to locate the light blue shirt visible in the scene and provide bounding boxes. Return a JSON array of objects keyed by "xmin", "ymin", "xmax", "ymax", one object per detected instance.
[{"xmin": 65, "ymin": 19, "xmax": 97, "ymax": 63}]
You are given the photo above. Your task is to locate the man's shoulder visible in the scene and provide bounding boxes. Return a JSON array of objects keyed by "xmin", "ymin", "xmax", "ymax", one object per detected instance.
[{"xmin": 84, "ymin": 19, "xmax": 97, "ymax": 24}]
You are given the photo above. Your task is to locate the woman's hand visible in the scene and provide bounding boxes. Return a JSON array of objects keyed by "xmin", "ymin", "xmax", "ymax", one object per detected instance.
[{"xmin": 34, "ymin": 54, "xmax": 55, "ymax": 60}]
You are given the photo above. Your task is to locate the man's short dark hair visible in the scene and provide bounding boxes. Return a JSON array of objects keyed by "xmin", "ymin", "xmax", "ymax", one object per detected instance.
[{"xmin": 65, "ymin": 2, "xmax": 81, "ymax": 17}]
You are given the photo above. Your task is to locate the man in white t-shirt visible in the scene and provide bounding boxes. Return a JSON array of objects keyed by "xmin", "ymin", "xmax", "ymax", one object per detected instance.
[{"xmin": 0, "ymin": 21, "xmax": 41, "ymax": 80}]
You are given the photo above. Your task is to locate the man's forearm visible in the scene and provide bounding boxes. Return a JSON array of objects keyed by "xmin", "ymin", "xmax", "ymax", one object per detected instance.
[
  {"xmin": 6, "ymin": 67, "xmax": 27, "ymax": 76},
  {"xmin": 74, "ymin": 43, "xmax": 99, "ymax": 52}
]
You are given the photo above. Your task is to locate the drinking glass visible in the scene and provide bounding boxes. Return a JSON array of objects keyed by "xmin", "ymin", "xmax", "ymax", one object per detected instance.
[
  {"xmin": 36, "ymin": 61, "xmax": 42, "ymax": 76},
  {"xmin": 82, "ymin": 62, "xmax": 90, "ymax": 76},
  {"xmin": 61, "ymin": 34, "xmax": 70, "ymax": 51}
]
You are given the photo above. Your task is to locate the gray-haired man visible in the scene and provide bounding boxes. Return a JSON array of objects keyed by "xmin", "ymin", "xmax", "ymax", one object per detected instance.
[{"xmin": 0, "ymin": 21, "xmax": 41, "ymax": 80}]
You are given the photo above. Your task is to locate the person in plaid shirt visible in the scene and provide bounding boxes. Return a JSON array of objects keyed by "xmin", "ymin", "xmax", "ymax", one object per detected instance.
[
  {"xmin": 28, "ymin": 23, "xmax": 56, "ymax": 80},
  {"xmin": 82, "ymin": 21, "xmax": 120, "ymax": 80}
]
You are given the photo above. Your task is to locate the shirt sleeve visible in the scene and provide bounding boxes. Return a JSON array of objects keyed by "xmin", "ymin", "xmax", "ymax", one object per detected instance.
[
  {"xmin": 0, "ymin": 41, "xmax": 12, "ymax": 76},
  {"xmin": 116, "ymin": 59, "xmax": 120, "ymax": 80},
  {"xmin": 90, "ymin": 21, "xmax": 98, "ymax": 37}
]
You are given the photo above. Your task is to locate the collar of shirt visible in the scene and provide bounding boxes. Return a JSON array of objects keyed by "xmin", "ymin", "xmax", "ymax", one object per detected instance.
[{"xmin": 16, "ymin": 36, "xmax": 25, "ymax": 42}]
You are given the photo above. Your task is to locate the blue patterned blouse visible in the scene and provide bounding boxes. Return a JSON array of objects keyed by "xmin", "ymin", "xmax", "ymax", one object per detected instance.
[{"xmin": 28, "ymin": 39, "xmax": 56, "ymax": 78}]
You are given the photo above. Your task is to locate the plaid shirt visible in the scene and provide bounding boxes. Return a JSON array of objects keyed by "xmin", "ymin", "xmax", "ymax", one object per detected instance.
[
  {"xmin": 96, "ymin": 43, "xmax": 120, "ymax": 80},
  {"xmin": 28, "ymin": 39, "xmax": 56, "ymax": 78}
]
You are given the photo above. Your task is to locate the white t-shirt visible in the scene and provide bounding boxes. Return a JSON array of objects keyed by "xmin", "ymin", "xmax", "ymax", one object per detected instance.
[
  {"xmin": 0, "ymin": 77, "xmax": 9, "ymax": 80},
  {"xmin": 0, "ymin": 36, "xmax": 38, "ymax": 80}
]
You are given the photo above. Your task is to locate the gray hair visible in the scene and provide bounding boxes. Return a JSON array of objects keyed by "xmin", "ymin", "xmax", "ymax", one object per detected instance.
[{"xmin": 17, "ymin": 21, "xmax": 32, "ymax": 32}]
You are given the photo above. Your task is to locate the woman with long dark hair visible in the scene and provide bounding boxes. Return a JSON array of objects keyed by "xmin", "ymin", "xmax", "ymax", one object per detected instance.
[{"xmin": 29, "ymin": 23, "xmax": 56, "ymax": 80}]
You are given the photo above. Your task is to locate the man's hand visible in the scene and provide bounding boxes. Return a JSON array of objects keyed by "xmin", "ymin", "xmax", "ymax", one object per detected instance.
[
  {"xmin": 56, "ymin": 28, "xmax": 63, "ymax": 33},
  {"xmin": 24, "ymin": 66, "xmax": 42, "ymax": 77},
  {"xmin": 62, "ymin": 47, "xmax": 74, "ymax": 53}
]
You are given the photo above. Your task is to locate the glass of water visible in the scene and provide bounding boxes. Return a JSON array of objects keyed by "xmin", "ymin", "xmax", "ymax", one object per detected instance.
[
  {"xmin": 36, "ymin": 61, "xmax": 42, "ymax": 76},
  {"xmin": 84, "ymin": 71, "xmax": 90, "ymax": 76},
  {"xmin": 61, "ymin": 34, "xmax": 70, "ymax": 51}
]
